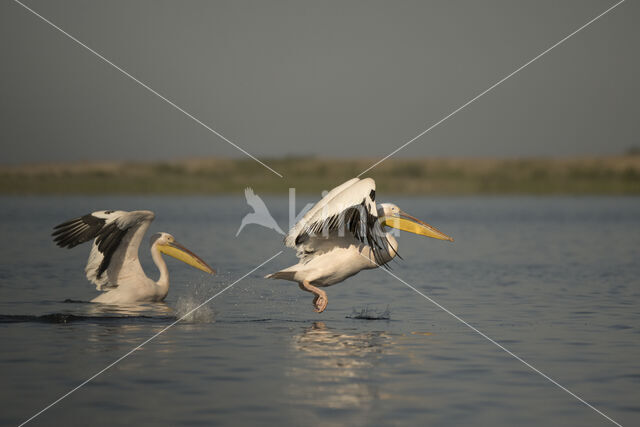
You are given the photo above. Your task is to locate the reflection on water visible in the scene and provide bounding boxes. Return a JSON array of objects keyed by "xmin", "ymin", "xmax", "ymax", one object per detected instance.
[
  {"xmin": 85, "ymin": 323, "xmax": 167, "ymax": 349},
  {"xmin": 80, "ymin": 303, "xmax": 178, "ymax": 355},
  {"xmin": 287, "ymin": 322, "xmax": 395, "ymax": 410},
  {"xmin": 85, "ymin": 301, "xmax": 173, "ymax": 318}
]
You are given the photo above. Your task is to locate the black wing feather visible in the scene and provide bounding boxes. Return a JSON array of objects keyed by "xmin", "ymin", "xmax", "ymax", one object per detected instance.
[
  {"xmin": 52, "ymin": 214, "xmax": 106, "ymax": 248},
  {"xmin": 94, "ymin": 222, "xmax": 129, "ymax": 278},
  {"xmin": 294, "ymin": 199, "xmax": 392, "ymax": 268},
  {"xmin": 52, "ymin": 212, "xmax": 130, "ymax": 279}
]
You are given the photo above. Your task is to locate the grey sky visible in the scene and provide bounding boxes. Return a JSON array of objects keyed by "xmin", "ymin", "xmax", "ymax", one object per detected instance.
[{"xmin": 1, "ymin": 0, "xmax": 638, "ymax": 165}]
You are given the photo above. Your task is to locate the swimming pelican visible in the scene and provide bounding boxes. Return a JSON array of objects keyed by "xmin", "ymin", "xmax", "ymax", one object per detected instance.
[
  {"xmin": 266, "ymin": 178, "xmax": 453, "ymax": 313},
  {"xmin": 52, "ymin": 210, "xmax": 215, "ymax": 304}
]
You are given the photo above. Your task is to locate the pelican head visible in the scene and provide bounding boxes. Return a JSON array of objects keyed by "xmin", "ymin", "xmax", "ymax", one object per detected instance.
[
  {"xmin": 150, "ymin": 233, "xmax": 216, "ymax": 274},
  {"xmin": 378, "ymin": 203, "xmax": 454, "ymax": 242}
]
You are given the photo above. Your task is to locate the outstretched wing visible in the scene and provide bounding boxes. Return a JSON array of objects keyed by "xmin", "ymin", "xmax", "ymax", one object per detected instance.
[
  {"xmin": 284, "ymin": 178, "xmax": 359, "ymax": 247},
  {"xmin": 285, "ymin": 178, "xmax": 390, "ymax": 267},
  {"xmin": 53, "ymin": 210, "xmax": 155, "ymax": 290}
]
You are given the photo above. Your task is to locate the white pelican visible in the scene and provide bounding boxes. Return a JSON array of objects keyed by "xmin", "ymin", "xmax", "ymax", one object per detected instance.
[
  {"xmin": 266, "ymin": 178, "xmax": 453, "ymax": 313},
  {"xmin": 52, "ymin": 210, "xmax": 215, "ymax": 304}
]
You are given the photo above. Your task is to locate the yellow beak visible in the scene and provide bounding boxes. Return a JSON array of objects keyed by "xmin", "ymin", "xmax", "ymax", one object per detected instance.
[
  {"xmin": 380, "ymin": 210, "xmax": 454, "ymax": 242},
  {"xmin": 158, "ymin": 241, "xmax": 216, "ymax": 274}
]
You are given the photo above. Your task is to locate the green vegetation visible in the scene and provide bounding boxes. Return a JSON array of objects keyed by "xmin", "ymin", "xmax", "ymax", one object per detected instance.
[{"xmin": 1, "ymin": 156, "xmax": 639, "ymax": 195}]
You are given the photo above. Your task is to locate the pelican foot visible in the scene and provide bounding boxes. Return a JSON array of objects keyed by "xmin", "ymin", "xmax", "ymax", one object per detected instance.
[
  {"xmin": 300, "ymin": 280, "xmax": 328, "ymax": 313},
  {"xmin": 313, "ymin": 294, "xmax": 328, "ymax": 313}
]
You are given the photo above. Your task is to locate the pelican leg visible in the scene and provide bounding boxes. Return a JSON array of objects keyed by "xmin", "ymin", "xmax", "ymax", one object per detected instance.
[{"xmin": 298, "ymin": 280, "xmax": 328, "ymax": 313}]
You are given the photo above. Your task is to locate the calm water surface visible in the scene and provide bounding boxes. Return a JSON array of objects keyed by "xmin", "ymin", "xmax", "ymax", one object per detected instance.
[{"xmin": 0, "ymin": 195, "xmax": 639, "ymax": 426}]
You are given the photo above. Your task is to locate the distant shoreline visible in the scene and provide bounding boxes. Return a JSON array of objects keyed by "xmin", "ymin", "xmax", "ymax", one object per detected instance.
[{"xmin": 1, "ymin": 156, "xmax": 639, "ymax": 195}]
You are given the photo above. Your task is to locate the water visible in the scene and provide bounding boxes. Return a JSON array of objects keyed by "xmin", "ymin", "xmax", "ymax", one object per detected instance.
[{"xmin": 0, "ymin": 195, "xmax": 639, "ymax": 426}]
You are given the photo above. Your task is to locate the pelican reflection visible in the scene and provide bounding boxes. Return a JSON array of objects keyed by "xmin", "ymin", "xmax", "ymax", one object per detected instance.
[{"xmin": 287, "ymin": 322, "xmax": 395, "ymax": 410}]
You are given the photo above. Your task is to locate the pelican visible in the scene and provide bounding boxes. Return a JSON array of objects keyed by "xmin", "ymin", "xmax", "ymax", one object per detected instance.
[
  {"xmin": 266, "ymin": 178, "xmax": 453, "ymax": 313},
  {"xmin": 52, "ymin": 210, "xmax": 215, "ymax": 304}
]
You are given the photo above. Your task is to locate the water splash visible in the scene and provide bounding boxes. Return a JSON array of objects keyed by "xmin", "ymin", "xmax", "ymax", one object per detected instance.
[
  {"xmin": 174, "ymin": 283, "xmax": 217, "ymax": 323},
  {"xmin": 346, "ymin": 305, "xmax": 391, "ymax": 320}
]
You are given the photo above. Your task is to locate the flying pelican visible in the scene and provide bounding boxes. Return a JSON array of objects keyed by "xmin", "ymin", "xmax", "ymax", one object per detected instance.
[
  {"xmin": 266, "ymin": 178, "xmax": 453, "ymax": 313},
  {"xmin": 236, "ymin": 187, "xmax": 285, "ymax": 236},
  {"xmin": 52, "ymin": 210, "xmax": 215, "ymax": 304}
]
